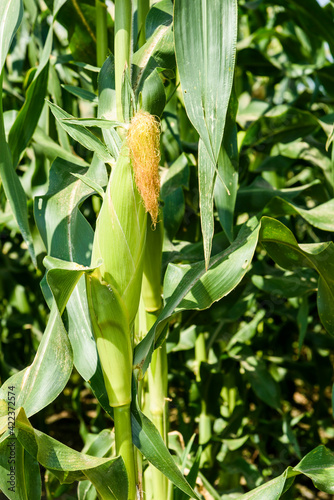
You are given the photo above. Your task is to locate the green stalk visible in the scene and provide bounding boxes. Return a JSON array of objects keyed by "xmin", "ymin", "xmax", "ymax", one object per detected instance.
[
  {"xmin": 195, "ymin": 332, "xmax": 211, "ymax": 443},
  {"xmin": 0, "ymin": 71, "xmax": 5, "ymax": 138},
  {"xmin": 96, "ymin": 0, "xmax": 108, "ymax": 67},
  {"xmin": 142, "ymin": 221, "xmax": 169, "ymax": 499},
  {"xmin": 114, "ymin": 0, "xmax": 132, "ymax": 121},
  {"xmin": 114, "ymin": 404, "xmax": 137, "ymax": 500},
  {"xmin": 147, "ymin": 312, "xmax": 168, "ymax": 500},
  {"xmin": 195, "ymin": 332, "xmax": 212, "ymax": 467},
  {"xmin": 147, "ymin": 314, "xmax": 168, "ymax": 442},
  {"xmin": 137, "ymin": 0, "xmax": 150, "ymax": 48}
]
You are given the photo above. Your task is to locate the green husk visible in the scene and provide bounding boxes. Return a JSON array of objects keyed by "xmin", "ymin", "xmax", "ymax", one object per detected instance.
[
  {"xmin": 86, "ymin": 270, "xmax": 132, "ymax": 407},
  {"xmin": 91, "ymin": 141, "xmax": 147, "ymax": 326}
]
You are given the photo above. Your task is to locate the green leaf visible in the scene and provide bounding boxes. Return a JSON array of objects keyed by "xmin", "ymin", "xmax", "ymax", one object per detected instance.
[
  {"xmin": 47, "ymin": 101, "xmax": 114, "ymax": 162},
  {"xmin": 199, "ymin": 139, "xmax": 215, "ymax": 269},
  {"xmin": 140, "ymin": 67, "xmax": 166, "ymax": 117},
  {"xmin": 145, "ymin": 0, "xmax": 173, "ymax": 40},
  {"xmin": 241, "ymin": 355, "xmax": 281, "ymax": 409},
  {"xmin": 236, "ymin": 178, "xmax": 323, "ymax": 214},
  {"xmin": 274, "ymin": 0, "xmax": 334, "ymax": 54},
  {"xmin": 238, "ymin": 468, "xmax": 294, "ymax": 499},
  {"xmin": 53, "ymin": 0, "xmax": 68, "ymax": 16},
  {"xmin": 0, "ymin": 121, "xmax": 36, "ymax": 265},
  {"xmin": 174, "ymin": 0, "xmax": 238, "ymax": 165},
  {"xmin": 56, "ymin": 1, "xmax": 97, "ymax": 64},
  {"xmin": 34, "ymin": 156, "xmax": 111, "ymax": 414},
  {"xmin": 134, "ymin": 217, "xmax": 260, "ymax": 376},
  {"xmin": 8, "ymin": 21, "xmax": 54, "ymax": 167},
  {"xmin": 294, "ymin": 445, "xmax": 334, "ymax": 494},
  {"xmin": 98, "ymin": 56, "xmax": 122, "ymax": 158},
  {"xmin": 262, "ymin": 197, "xmax": 334, "ymax": 232},
  {"xmin": 62, "ymin": 118, "xmax": 124, "ymax": 129},
  {"xmin": 242, "ymin": 106, "xmax": 319, "ymax": 151},
  {"xmin": 132, "ymin": 22, "xmax": 174, "ymax": 100},
  {"xmin": 251, "ymin": 271, "xmax": 317, "ymax": 298},
  {"xmin": 161, "ymin": 153, "xmax": 189, "ymax": 240},
  {"xmin": 0, "ymin": 241, "xmax": 91, "ymax": 420},
  {"xmin": 0, "ymin": 301, "xmax": 72, "ymax": 419},
  {"xmin": 0, "ymin": 0, "xmax": 23, "ymax": 74},
  {"xmin": 0, "ymin": 435, "xmax": 41, "ymax": 500},
  {"xmin": 32, "ymin": 126, "xmax": 89, "ymax": 166},
  {"xmin": 260, "ymin": 217, "xmax": 334, "ymax": 336},
  {"xmin": 214, "ymin": 90, "xmax": 239, "ymax": 243},
  {"xmin": 62, "ymin": 84, "xmax": 98, "ymax": 103},
  {"xmin": 131, "ymin": 390, "xmax": 201, "ymax": 500},
  {"xmin": 8, "ymin": 62, "xmax": 49, "ymax": 167},
  {"xmin": 13, "ymin": 408, "xmax": 128, "ymax": 500},
  {"xmin": 226, "ymin": 310, "xmax": 266, "ymax": 350},
  {"xmin": 71, "ymin": 172, "xmax": 105, "ymax": 199}
]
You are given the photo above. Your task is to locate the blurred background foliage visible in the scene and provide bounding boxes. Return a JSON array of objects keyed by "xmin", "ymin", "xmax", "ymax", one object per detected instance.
[{"xmin": 1, "ymin": 0, "xmax": 334, "ymax": 498}]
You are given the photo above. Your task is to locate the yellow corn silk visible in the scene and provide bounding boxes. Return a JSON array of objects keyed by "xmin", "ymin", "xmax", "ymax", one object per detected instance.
[
  {"xmin": 86, "ymin": 140, "xmax": 147, "ymax": 407},
  {"xmin": 127, "ymin": 111, "xmax": 161, "ymax": 226}
]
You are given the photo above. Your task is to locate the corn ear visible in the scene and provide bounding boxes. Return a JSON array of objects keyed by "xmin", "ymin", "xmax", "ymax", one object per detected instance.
[
  {"xmin": 91, "ymin": 141, "xmax": 147, "ymax": 326},
  {"xmin": 86, "ymin": 269, "xmax": 132, "ymax": 407}
]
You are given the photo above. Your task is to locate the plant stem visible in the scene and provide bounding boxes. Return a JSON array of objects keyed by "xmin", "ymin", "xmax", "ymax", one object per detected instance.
[
  {"xmin": 114, "ymin": 0, "xmax": 132, "ymax": 121},
  {"xmin": 137, "ymin": 0, "xmax": 150, "ymax": 48},
  {"xmin": 114, "ymin": 403, "xmax": 137, "ymax": 500},
  {"xmin": 146, "ymin": 312, "xmax": 168, "ymax": 499},
  {"xmin": 0, "ymin": 71, "xmax": 5, "ymax": 137},
  {"xmin": 96, "ymin": 0, "xmax": 108, "ymax": 67},
  {"xmin": 195, "ymin": 332, "xmax": 212, "ymax": 467}
]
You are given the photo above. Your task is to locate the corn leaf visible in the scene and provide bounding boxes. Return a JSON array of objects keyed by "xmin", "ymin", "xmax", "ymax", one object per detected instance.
[
  {"xmin": 131, "ymin": 388, "xmax": 201, "ymax": 500},
  {"xmin": 0, "ymin": 0, "xmax": 23, "ymax": 74},
  {"xmin": 238, "ymin": 468, "xmax": 294, "ymax": 500},
  {"xmin": 262, "ymin": 197, "xmax": 334, "ymax": 232},
  {"xmin": 174, "ymin": 0, "xmax": 237, "ymax": 266},
  {"xmin": 98, "ymin": 55, "xmax": 122, "ymax": 158},
  {"xmin": 236, "ymin": 179, "xmax": 323, "ymax": 214},
  {"xmin": 241, "ymin": 106, "xmax": 319, "ymax": 151},
  {"xmin": 47, "ymin": 101, "xmax": 114, "ymax": 163},
  {"xmin": 32, "ymin": 126, "xmax": 89, "ymax": 166},
  {"xmin": 8, "ymin": 62, "xmax": 49, "ymax": 167},
  {"xmin": 214, "ymin": 90, "xmax": 239, "ymax": 244},
  {"xmin": 62, "ymin": 84, "xmax": 99, "ymax": 103},
  {"xmin": 0, "ymin": 1, "xmax": 36, "ymax": 265},
  {"xmin": 0, "ymin": 436, "xmax": 41, "ymax": 500},
  {"xmin": 134, "ymin": 217, "xmax": 260, "ymax": 376},
  {"xmin": 34, "ymin": 156, "xmax": 111, "ymax": 413},
  {"xmin": 198, "ymin": 139, "xmax": 215, "ymax": 269},
  {"xmin": 0, "ymin": 303, "xmax": 72, "ymax": 420},
  {"xmin": 174, "ymin": 0, "xmax": 237, "ymax": 166},
  {"xmin": 294, "ymin": 446, "xmax": 334, "ymax": 494},
  {"xmin": 8, "ymin": 22, "xmax": 53, "ymax": 167},
  {"xmin": 260, "ymin": 217, "xmax": 334, "ymax": 336},
  {"xmin": 0, "ymin": 119, "xmax": 36, "ymax": 265},
  {"xmin": 132, "ymin": 21, "xmax": 174, "ymax": 99},
  {"xmin": 12, "ymin": 408, "xmax": 128, "ymax": 500},
  {"xmin": 62, "ymin": 117, "xmax": 124, "ymax": 129}
]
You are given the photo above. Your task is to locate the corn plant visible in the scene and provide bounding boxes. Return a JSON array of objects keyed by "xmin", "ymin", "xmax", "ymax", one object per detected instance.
[{"xmin": 1, "ymin": 0, "xmax": 334, "ymax": 499}]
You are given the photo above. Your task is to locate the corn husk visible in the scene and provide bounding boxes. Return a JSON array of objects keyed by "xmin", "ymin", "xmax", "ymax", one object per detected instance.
[
  {"xmin": 91, "ymin": 141, "xmax": 147, "ymax": 326},
  {"xmin": 86, "ymin": 270, "xmax": 132, "ymax": 407}
]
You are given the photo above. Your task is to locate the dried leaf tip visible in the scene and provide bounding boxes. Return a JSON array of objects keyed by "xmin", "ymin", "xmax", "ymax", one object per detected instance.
[{"xmin": 127, "ymin": 111, "xmax": 161, "ymax": 226}]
